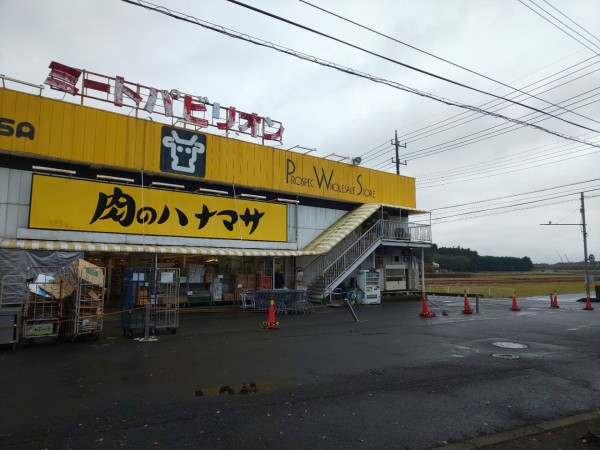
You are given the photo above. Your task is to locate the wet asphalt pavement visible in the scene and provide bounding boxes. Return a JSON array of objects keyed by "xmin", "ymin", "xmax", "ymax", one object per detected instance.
[{"xmin": 1, "ymin": 293, "xmax": 599, "ymax": 450}]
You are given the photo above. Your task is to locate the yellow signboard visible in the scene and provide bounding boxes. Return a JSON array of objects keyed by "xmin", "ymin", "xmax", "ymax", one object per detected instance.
[
  {"xmin": 1, "ymin": 88, "xmax": 416, "ymax": 208},
  {"xmin": 29, "ymin": 175, "xmax": 287, "ymax": 241}
]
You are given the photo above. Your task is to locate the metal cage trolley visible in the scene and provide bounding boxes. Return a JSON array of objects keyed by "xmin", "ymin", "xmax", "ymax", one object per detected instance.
[
  {"xmin": 22, "ymin": 267, "xmax": 64, "ymax": 343},
  {"xmin": 62, "ymin": 265, "xmax": 106, "ymax": 341},
  {"xmin": 121, "ymin": 267, "xmax": 180, "ymax": 338},
  {"xmin": 153, "ymin": 268, "xmax": 180, "ymax": 334}
]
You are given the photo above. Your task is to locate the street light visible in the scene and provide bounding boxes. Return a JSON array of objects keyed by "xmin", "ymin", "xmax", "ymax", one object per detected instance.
[{"xmin": 540, "ymin": 192, "xmax": 591, "ymax": 297}]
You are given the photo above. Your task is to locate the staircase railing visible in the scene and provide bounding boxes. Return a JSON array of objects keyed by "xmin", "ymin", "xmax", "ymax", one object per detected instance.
[
  {"xmin": 318, "ymin": 221, "xmax": 383, "ymax": 291},
  {"xmin": 302, "ymin": 229, "xmax": 361, "ymax": 286},
  {"xmin": 307, "ymin": 220, "xmax": 432, "ymax": 296}
]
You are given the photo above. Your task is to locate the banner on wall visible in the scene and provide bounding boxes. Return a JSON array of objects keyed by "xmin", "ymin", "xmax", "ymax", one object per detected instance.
[{"xmin": 29, "ymin": 175, "xmax": 287, "ymax": 242}]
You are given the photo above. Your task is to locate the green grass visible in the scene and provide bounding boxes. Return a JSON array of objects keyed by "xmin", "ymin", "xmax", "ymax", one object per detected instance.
[{"xmin": 425, "ymin": 271, "xmax": 592, "ymax": 298}]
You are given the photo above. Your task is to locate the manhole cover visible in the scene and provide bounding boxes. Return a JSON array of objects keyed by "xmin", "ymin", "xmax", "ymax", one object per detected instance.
[
  {"xmin": 492, "ymin": 342, "xmax": 528, "ymax": 349},
  {"xmin": 492, "ymin": 353, "xmax": 520, "ymax": 359}
]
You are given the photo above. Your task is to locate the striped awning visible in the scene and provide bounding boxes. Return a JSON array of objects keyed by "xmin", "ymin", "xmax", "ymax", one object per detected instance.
[
  {"xmin": 0, "ymin": 239, "xmax": 317, "ymax": 257},
  {"xmin": 1, "ymin": 204, "xmax": 381, "ymax": 257},
  {"xmin": 302, "ymin": 203, "xmax": 381, "ymax": 253}
]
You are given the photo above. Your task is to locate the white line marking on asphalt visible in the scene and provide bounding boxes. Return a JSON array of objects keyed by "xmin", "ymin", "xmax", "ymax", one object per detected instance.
[{"xmin": 428, "ymin": 312, "xmax": 538, "ymax": 324}]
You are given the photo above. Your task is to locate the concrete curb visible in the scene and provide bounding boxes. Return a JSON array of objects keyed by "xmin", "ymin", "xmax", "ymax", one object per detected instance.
[{"xmin": 434, "ymin": 409, "xmax": 600, "ymax": 449}]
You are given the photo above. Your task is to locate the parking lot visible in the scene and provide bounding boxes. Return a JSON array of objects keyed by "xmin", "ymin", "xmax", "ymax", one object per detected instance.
[{"xmin": 1, "ymin": 293, "xmax": 599, "ymax": 449}]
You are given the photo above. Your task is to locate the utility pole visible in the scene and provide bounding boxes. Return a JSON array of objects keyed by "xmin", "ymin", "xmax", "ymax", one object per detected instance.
[
  {"xmin": 540, "ymin": 192, "xmax": 591, "ymax": 297},
  {"xmin": 580, "ymin": 192, "xmax": 590, "ymax": 298},
  {"xmin": 391, "ymin": 130, "xmax": 407, "ymax": 175}
]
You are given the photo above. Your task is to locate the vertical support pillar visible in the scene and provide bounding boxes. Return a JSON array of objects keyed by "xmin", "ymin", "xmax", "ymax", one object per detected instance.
[
  {"xmin": 421, "ymin": 248, "xmax": 425, "ymax": 296},
  {"xmin": 106, "ymin": 257, "xmax": 113, "ymax": 306}
]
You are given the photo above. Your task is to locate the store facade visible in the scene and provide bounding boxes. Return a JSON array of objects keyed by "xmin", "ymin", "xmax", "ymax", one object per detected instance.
[{"xmin": 0, "ymin": 64, "xmax": 431, "ymax": 307}]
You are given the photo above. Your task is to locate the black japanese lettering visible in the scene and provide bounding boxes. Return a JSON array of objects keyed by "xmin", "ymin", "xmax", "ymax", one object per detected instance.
[
  {"xmin": 194, "ymin": 204, "xmax": 217, "ymax": 229},
  {"xmin": 240, "ymin": 208, "xmax": 264, "ymax": 234},
  {"xmin": 217, "ymin": 209, "xmax": 238, "ymax": 231},
  {"xmin": 175, "ymin": 208, "xmax": 188, "ymax": 226},
  {"xmin": 90, "ymin": 187, "xmax": 136, "ymax": 227}
]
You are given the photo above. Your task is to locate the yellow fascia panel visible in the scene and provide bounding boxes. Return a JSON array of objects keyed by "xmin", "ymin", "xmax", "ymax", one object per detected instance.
[{"xmin": 1, "ymin": 88, "xmax": 416, "ymax": 208}]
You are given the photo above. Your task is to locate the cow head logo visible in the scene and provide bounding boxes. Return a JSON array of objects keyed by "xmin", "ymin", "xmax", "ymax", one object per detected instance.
[{"xmin": 160, "ymin": 126, "xmax": 206, "ymax": 177}]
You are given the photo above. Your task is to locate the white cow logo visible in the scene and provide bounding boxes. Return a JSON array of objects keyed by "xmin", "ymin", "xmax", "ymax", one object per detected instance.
[{"xmin": 161, "ymin": 130, "xmax": 206, "ymax": 174}]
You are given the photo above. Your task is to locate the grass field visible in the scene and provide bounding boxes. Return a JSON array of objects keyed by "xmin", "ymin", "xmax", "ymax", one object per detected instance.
[{"xmin": 425, "ymin": 270, "xmax": 596, "ymax": 298}]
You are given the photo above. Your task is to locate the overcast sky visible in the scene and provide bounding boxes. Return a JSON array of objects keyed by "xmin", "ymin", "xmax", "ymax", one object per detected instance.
[{"xmin": 1, "ymin": 0, "xmax": 598, "ymax": 264}]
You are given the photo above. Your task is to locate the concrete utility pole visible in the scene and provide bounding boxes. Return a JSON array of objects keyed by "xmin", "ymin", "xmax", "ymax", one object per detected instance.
[
  {"xmin": 391, "ymin": 130, "xmax": 407, "ymax": 175},
  {"xmin": 540, "ymin": 192, "xmax": 591, "ymax": 296},
  {"xmin": 580, "ymin": 192, "xmax": 590, "ymax": 297}
]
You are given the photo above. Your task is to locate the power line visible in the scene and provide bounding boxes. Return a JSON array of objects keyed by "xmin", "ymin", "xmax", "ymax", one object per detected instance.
[
  {"xmin": 395, "ymin": 73, "xmax": 600, "ymax": 160},
  {"xmin": 430, "ymin": 188, "xmax": 600, "ymax": 223},
  {"xmin": 431, "ymin": 194, "xmax": 600, "ymax": 224},
  {"xmin": 225, "ymin": 0, "xmax": 599, "ymax": 134},
  {"xmin": 398, "ymin": 89, "xmax": 600, "ymax": 163},
  {"xmin": 519, "ymin": 0, "xmax": 600, "ymax": 54},
  {"xmin": 299, "ymin": 0, "xmax": 597, "ymax": 127},
  {"xmin": 400, "ymin": 63, "xmax": 600, "ymax": 149},
  {"xmin": 416, "ymin": 138, "xmax": 595, "ymax": 182},
  {"xmin": 417, "ymin": 149, "xmax": 599, "ymax": 189},
  {"xmin": 359, "ymin": 59, "xmax": 600, "ymax": 167},
  {"xmin": 540, "ymin": 0, "xmax": 600, "ymax": 46},
  {"xmin": 432, "ymin": 185, "xmax": 600, "ymax": 214},
  {"xmin": 358, "ymin": 53, "xmax": 599, "ymax": 158},
  {"xmin": 417, "ymin": 146, "xmax": 599, "ymax": 188},
  {"xmin": 121, "ymin": 0, "xmax": 600, "ymax": 153},
  {"xmin": 428, "ymin": 178, "xmax": 600, "ymax": 211}
]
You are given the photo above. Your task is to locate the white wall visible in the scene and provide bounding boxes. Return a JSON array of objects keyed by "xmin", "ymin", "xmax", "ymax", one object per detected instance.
[
  {"xmin": 0, "ymin": 168, "xmax": 31, "ymax": 239},
  {"xmin": 296, "ymin": 205, "xmax": 346, "ymax": 248}
]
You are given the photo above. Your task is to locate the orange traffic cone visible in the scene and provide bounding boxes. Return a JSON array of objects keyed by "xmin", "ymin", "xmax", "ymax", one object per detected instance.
[
  {"xmin": 583, "ymin": 294, "xmax": 594, "ymax": 311},
  {"xmin": 462, "ymin": 290, "xmax": 473, "ymax": 314},
  {"xmin": 551, "ymin": 291, "xmax": 560, "ymax": 309},
  {"xmin": 262, "ymin": 297, "xmax": 280, "ymax": 329},
  {"xmin": 419, "ymin": 294, "xmax": 436, "ymax": 318},
  {"xmin": 510, "ymin": 291, "xmax": 521, "ymax": 311}
]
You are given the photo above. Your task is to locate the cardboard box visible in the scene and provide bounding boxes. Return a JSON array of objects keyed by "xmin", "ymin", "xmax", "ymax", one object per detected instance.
[
  {"xmin": 204, "ymin": 273, "xmax": 214, "ymax": 283},
  {"xmin": 73, "ymin": 259, "xmax": 105, "ymax": 286},
  {"xmin": 236, "ymin": 274, "xmax": 248, "ymax": 284},
  {"xmin": 42, "ymin": 277, "xmax": 75, "ymax": 299},
  {"xmin": 87, "ymin": 289, "xmax": 100, "ymax": 301},
  {"xmin": 222, "ymin": 292, "xmax": 235, "ymax": 301}
]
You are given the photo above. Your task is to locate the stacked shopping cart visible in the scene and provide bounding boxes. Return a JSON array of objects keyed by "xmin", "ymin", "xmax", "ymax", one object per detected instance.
[{"xmin": 251, "ymin": 289, "xmax": 313, "ymax": 314}]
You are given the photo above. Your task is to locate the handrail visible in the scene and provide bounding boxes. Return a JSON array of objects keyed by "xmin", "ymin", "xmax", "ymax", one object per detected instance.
[
  {"xmin": 303, "ymin": 229, "xmax": 360, "ymax": 285},
  {"xmin": 306, "ymin": 220, "xmax": 432, "ymax": 295},
  {"xmin": 1, "ymin": 75, "xmax": 45, "ymax": 95}
]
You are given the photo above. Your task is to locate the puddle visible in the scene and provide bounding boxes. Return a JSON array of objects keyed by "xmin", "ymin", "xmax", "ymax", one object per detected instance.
[
  {"xmin": 195, "ymin": 380, "xmax": 288, "ymax": 398},
  {"xmin": 492, "ymin": 353, "xmax": 520, "ymax": 359},
  {"xmin": 492, "ymin": 342, "xmax": 528, "ymax": 349}
]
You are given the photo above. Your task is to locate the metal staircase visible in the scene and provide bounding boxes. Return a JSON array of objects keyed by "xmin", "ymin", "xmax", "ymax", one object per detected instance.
[{"xmin": 305, "ymin": 219, "xmax": 431, "ymax": 301}]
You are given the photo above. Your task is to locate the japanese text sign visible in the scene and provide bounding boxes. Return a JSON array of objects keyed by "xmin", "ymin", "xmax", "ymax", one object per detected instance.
[
  {"xmin": 43, "ymin": 61, "xmax": 284, "ymax": 143},
  {"xmin": 29, "ymin": 175, "xmax": 287, "ymax": 242}
]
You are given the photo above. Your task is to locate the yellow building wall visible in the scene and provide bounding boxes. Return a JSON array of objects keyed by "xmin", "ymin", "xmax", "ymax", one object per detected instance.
[{"xmin": 0, "ymin": 88, "xmax": 416, "ymax": 208}]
